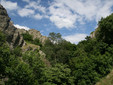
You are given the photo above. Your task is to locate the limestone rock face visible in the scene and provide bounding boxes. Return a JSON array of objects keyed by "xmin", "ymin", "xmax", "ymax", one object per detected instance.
[
  {"xmin": 17, "ymin": 29, "xmax": 48, "ymax": 45},
  {"xmin": 0, "ymin": 4, "xmax": 47, "ymax": 48},
  {"xmin": 28, "ymin": 29, "xmax": 47, "ymax": 44},
  {"xmin": 0, "ymin": 4, "xmax": 10, "ymax": 31},
  {"xmin": 90, "ymin": 27, "xmax": 100, "ymax": 39},
  {"xmin": 0, "ymin": 4, "xmax": 25, "ymax": 48},
  {"xmin": 90, "ymin": 31, "xmax": 96, "ymax": 38}
]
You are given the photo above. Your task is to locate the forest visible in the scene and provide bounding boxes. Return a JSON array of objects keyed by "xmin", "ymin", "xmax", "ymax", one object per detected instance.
[{"xmin": 0, "ymin": 13, "xmax": 113, "ymax": 85}]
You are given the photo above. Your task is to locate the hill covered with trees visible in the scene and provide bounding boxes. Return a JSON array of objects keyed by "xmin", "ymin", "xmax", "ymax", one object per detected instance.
[{"xmin": 0, "ymin": 4, "xmax": 113, "ymax": 85}]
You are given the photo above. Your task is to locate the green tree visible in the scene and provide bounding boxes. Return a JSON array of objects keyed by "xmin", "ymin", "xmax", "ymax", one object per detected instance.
[
  {"xmin": 41, "ymin": 64, "xmax": 74, "ymax": 85},
  {"xmin": 22, "ymin": 51, "xmax": 45, "ymax": 84},
  {"xmin": 6, "ymin": 62, "xmax": 36, "ymax": 85},
  {"xmin": 48, "ymin": 32, "xmax": 62, "ymax": 44},
  {"xmin": 22, "ymin": 32, "xmax": 33, "ymax": 42},
  {"xmin": 97, "ymin": 13, "xmax": 113, "ymax": 44},
  {"xmin": 33, "ymin": 38, "xmax": 42, "ymax": 47},
  {"xmin": 0, "ymin": 31, "xmax": 11, "ymax": 76}
]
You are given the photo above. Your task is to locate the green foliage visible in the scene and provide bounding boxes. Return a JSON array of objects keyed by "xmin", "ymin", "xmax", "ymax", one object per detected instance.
[
  {"xmin": 1, "ymin": 29, "xmax": 113, "ymax": 85},
  {"xmin": 97, "ymin": 13, "xmax": 113, "ymax": 44},
  {"xmin": 12, "ymin": 46, "xmax": 22, "ymax": 56},
  {"xmin": 22, "ymin": 32, "xmax": 33, "ymax": 42},
  {"xmin": 42, "ymin": 32, "xmax": 76, "ymax": 64},
  {"xmin": 22, "ymin": 51, "xmax": 45, "ymax": 81},
  {"xmin": 48, "ymin": 32, "xmax": 62, "ymax": 43},
  {"xmin": 0, "ymin": 31, "xmax": 10, "ymax": 76},
  {"xmin": 1, "ymin": 13, "xmax": 113, "ymax": 85},
  {"xmin": 6, "ymin": 62, "xmax": 35, "ymax": 85},
  {"xmin": 69, "ymin": 52, "xmax": 113, "ymax": 85},
  {"xmin": 33, "ymin": 38, "xmax": 42, "ymax": 47},
  {"xmin": 41, "ymin": 64, "xmax": 74, "ymax": 85},
  {"xmin": 95, "ymin": 70, "xmax": 113, "ymax": 85},
  {"xmin": 42, "ymin": 28, "xmax": 113, "ymax": 84},
  {"xmin": 0, "ymin": 31, "xmax": 6, "ymax": 45},
  {"xmin": 42, "ymin": 38, "xmax": 76, "ymax": 64},
  {"xmin": 69, "ymin": 37, "xmax": 113, "ymax": 85},
  {"xmin": 22, "ymin": 33, "xmax": 42, "ymax": 46}
]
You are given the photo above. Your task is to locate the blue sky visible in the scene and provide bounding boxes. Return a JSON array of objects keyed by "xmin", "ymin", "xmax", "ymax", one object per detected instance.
[{"xmin": 0, "ymin": 0, "xmax": 113, "ymax": 44}]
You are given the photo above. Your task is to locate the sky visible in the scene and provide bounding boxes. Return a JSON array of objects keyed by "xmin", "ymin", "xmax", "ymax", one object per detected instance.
[{"xmin": 0, "ymin": 0, "xmax": 113, "ymax": 44}]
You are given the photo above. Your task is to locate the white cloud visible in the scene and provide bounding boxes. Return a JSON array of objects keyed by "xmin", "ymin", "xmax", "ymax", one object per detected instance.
[
  {"xmin": 25, "ymin": 3, "xmax": 46, "ymax": 13},
  {"xmin": 49, "ymin": 2, "xmax": 77, "ymax": 29},
  {"xmin": 34, "ymin": 14, "xmax": 43, "ymax": 20},
  {"xmin": 63, "ymin": 33, "xmax": 87, "ymax": 44},
  {"xmin": 19, "ymin": 0, "xmax": 46, "ymax": 19},
  {"xmin": 14, "ymin": 24, "xmax": 30, "ymax": 30},
  {"xmin": 59, "ymin": 0, "xmax": 113, "ymax": 21},
  {"xmin": 0, "ymin": 0, "xmax": 18, "ymax": 10},
  {"xmin": 1, "ymin": 0, "xmax": 113, "ymax": 29},
  {"xmin": 23, "ymin": 0, "xmax": 46, "ymax": 13},
  {"xmin": 49, "ymin": 0, "xmax": 113, "ymax": 29},
  {"xmin": 18, "ymin": 8, "xmax": 35, "ymax": 17}
]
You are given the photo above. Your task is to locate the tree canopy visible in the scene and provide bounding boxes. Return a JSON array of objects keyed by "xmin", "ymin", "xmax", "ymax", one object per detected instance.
[{"xmin": 1, "ymin": 13, "xmax": 113, "ymax": 85}]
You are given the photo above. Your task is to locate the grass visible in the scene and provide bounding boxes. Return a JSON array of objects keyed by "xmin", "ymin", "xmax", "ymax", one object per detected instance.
[{"xmin": 96, "ymin": 70, "xmax": 113, "ymax": 85}]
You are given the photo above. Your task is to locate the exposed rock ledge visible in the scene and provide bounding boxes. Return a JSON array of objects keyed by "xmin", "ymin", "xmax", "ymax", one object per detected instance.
[
  {"xmin": 0, "ymin": 4, "xmax": 47, "ymax": 48},
  {"xmin": 0, "ymin": 4, "xmax": 25, "ymax": 48},
  {"xmin": 17, "ymin": 29, "xmax": 48, "ymax": 45}
]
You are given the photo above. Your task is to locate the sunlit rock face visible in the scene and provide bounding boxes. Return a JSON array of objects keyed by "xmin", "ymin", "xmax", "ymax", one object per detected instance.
[
  {"xmin": 0, "ymin": 4, "xmax": 47, "ymax": 48},
  {"xmin": 17, "ymin": 29, "xmax": 48, "ymax": 45},
  {"xmin": 0, "ymin": 4, "xmax": 25, "ymax": 48}
]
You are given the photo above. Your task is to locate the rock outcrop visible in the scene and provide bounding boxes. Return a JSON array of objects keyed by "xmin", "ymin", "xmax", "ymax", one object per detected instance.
[
  {"xmin": 90, "ymin": 31, "xmax": 96, "ymax": 38},
  {"xmin": 0, "ymin": 4, "xmax": 50, "ymax": 67},
  {"xmin": 0, "ymin": 4, "xmax": 47, "ymax": 48},
  {"xmin": 0, "ymin": 4, "xmax": 25, "ymax": 48},
  {"xmin": 17, "ymin": 29, "xmax": 47, "ymax": 45},
  {"xmin": 90, "ymin": 27, "xmax": 100, "ymax": 38}
]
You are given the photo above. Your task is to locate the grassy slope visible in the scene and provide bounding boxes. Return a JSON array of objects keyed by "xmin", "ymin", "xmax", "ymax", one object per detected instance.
[{"xmin": 96, "ymin": 70, "xmax": 113, "ymax": 85}]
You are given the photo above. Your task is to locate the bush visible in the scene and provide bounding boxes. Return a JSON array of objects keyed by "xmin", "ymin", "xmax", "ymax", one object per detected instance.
[
  {"xmin": 22, "ymin": 33, "xmax": 33, "ymax": 42},
  {"xmin": 33, "ymin": 38, "xmax": 42, "ymax": 47}
]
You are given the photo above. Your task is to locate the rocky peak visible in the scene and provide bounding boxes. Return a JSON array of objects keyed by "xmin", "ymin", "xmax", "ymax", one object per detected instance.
[
  {"xmin": 0, "ymin": 4, "xmax": 47, "ymax": 48},
  {"xmin": 0, "ymin": 4, "xmax": 10, "ymax": 31},
  {"xmin": 0, "ymin": 4, "xmax": 25, "ymax": 48}
]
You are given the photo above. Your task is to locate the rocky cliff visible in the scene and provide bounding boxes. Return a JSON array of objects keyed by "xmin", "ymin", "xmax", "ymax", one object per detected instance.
[
  {"xmin": 90, "ymin": 27, "xmax": 100, "ymax": 38},
  {"xmin": 17, "ymin": 28, "xmax": 47, "ymax": 45},
  {"xmin": 0, "ymin": 4, "xmax": 47, "ymax": 48},
  {"xmin": 0, "ymin": 4, "xmax": 25, "ymax": 48}
]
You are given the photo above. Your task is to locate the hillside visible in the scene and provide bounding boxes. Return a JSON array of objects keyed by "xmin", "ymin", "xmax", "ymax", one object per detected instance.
[
  {"xmin": 96, "ymin": 70, "xmax": 113, "ymax": 85},
  {"xmin": 1, "ymin": 4, "xmax": 113, "ymax": 85}
]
